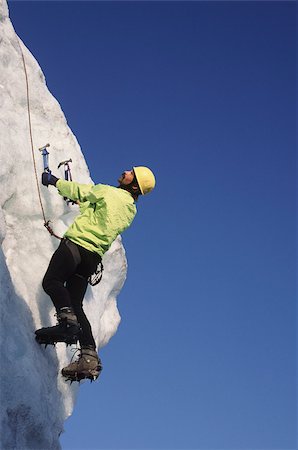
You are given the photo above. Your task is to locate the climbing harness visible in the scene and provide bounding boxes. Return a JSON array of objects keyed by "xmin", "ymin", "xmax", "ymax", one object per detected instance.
[
  {"xmin": 63, "ymin": 238, "xmax": 82, "ymax": 266},
  {"xmin": 88, "ymin": 261, "xmax": 104, "ymax": 286},
  {"xmin": 63, "ymin": 237, "xmax": 104, "ymax": 286}
]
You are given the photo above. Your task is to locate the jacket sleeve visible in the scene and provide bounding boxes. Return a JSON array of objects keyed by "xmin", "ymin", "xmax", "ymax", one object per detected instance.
[{"xmin": 56, "ymin": 179, "xmax": 94, "ymax": 202}]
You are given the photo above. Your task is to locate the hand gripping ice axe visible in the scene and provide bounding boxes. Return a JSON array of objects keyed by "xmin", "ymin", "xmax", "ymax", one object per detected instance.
[{"xmin": 38, "ymin": 143, "xmax": 62, "ymax": 240}]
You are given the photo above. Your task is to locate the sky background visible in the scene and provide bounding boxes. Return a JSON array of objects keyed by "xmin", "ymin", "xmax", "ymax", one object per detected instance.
[{"xmin": 8, "ymin": 1, "xmax": 296, "ymax": 449}]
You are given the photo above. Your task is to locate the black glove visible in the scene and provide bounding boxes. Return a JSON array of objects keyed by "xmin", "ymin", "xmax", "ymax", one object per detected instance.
[{"xmin": 42, "ymin": 171, "xmax": 59, "ymax": 187}]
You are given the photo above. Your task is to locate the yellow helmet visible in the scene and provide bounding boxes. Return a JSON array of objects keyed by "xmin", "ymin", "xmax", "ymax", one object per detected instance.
[{"xmin": 133, "ymin": 166, "xmax": 156, "ymax": 195}]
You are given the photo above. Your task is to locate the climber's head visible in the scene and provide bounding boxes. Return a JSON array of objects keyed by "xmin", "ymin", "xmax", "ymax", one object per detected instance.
[
  {"xmin": 118, "ymin": 167, "xmax": 155, "ymax": 199},
  {"xmin": 118, "ymin": 167, "xmax": 156, "ymax": 195},
  {"xmin": 133, "ymin": 166, "xmax": 156, "ymax": 195}
]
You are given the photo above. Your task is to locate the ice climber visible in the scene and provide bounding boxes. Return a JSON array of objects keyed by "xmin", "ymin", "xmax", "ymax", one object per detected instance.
[{"xmin": 35, "ymin": 167, "xmax": 156, "ymax": 382}]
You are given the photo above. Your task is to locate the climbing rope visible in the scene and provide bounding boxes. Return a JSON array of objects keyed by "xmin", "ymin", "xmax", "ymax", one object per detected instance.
[
  {"xmin": 17, "ymin": 38, "xmax": 104, "ymax": 285},
  {"xmin": 18, "ymin": 38, "xmax": 61, "ymax": 240}
]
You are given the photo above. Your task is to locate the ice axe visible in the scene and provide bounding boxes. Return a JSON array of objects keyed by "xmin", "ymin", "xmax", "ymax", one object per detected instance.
[
  {"xmin": 39, "ymin": 143, "xmax": 50, "ymax": 171},
  {"xmin": 58, "ymin": 158, "xmax": 74, "ymax": 204},
  {"xmin": 58, "ymin": 158, "xmax": 73, "ymax": 181},
  {"xmin": 39, "ymin": 143, "xmax": 52, "ymax": 185}
]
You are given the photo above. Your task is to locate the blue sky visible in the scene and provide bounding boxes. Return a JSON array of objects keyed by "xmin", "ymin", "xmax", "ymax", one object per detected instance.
[{"xmin": 9, "ymin": 1, "xmax": 296, "ymax": 449}]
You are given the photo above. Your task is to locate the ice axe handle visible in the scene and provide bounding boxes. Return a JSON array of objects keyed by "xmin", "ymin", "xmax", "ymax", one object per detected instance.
[{"xmin": 39, "ymin": 144, "xmax": 50, "ymax": 171}]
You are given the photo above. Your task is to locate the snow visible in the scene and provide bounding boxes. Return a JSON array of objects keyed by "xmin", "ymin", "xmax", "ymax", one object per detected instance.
[{"xmin": 0, "ymin": 0, "xmax": 127, "ymax": 447}]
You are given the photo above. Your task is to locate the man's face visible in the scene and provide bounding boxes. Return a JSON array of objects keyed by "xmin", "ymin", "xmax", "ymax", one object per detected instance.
[{"xmin": 118, "ymin": 170, "xmax": 135, "ymax": 185}]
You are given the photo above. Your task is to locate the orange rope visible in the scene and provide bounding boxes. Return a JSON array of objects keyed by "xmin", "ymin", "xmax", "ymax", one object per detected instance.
[{"xmin": 18, "ymin": 39, "xmax": 61, "ymax": 240}]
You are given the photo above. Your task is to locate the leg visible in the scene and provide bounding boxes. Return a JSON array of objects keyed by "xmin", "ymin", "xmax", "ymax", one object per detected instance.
[
  {"xmin": 36, "ymin": 240, "xmax": 81, "ymax": 345},
  {"xmin": 39, "ymin": 240, "xmax": 100, "ymax": 347},
  {"xmin": 42, "ymin": 240, "xmax": 78, "ymax": 311},
  {"xmin": 66, "ymin": 274, "xmax": 96, "ymax": 349},
  {"xmin": 65, "ymin": 244, "xmax": 101, "ymax": 349}
]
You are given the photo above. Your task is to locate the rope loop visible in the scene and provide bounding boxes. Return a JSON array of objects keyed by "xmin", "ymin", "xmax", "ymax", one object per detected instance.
[{"xmin": 44, "ymin": 221, "xmax": 62, "ymax": 241}]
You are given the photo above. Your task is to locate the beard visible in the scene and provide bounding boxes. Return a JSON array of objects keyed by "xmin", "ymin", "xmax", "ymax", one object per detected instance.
[{"xmin": 118, "ymin": 173, "xmax": 125, "ymax": 184}]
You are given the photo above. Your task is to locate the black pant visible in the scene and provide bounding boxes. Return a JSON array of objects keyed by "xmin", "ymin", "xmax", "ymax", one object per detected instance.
[{"xmin": 42, "ymin": 239, "xmax": 101, "ymax": 349}]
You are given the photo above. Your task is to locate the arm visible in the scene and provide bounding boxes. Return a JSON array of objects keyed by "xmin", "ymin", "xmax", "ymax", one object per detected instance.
[
  {"xmin": 56, "ymin": 179, "xmax": 94, "ymax": 203},
  {"xmin": 41, "ymin": 171, "xmax": 99, "ymax": 203}
]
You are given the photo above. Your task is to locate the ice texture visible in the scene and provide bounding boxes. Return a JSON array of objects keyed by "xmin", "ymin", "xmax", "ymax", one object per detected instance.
[{"xmin": 0, "ymin": 0, "xmax": 126, "ymax": 447}]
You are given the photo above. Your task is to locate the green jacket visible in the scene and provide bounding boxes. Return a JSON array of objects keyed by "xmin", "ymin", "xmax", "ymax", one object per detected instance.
[{"xmin": 56, "ymin": 179, "xmax": 137, "ymax": 256}]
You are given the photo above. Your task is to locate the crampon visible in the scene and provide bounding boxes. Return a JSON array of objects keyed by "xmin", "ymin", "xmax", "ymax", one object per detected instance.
[
  {"xmin": 62, "ymin": 368, "xmax": 101, "ymax": 383},
  {"xmin": 35, "ymin": 333, "xmax": 78, "ymax": 347},
  {"xmin": 35, "ymin": 318, "xmax": 81, "ymax": 347},
  {"xmin": 61, "ymin": 346, "xmax": 102, "ymax": 383},
  {"xmin": 35, "ymin": 307, "xmax": 80, "ymax": 347}
]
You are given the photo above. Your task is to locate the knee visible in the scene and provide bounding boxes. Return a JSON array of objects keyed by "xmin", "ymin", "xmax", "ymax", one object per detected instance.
[
  {"xmin": 42, "ymin": 275, "xmax": 50, "ymax": 294},
  {"xmin": 42, "ymin": 274, "xmax": 57, "ymax": 295}
]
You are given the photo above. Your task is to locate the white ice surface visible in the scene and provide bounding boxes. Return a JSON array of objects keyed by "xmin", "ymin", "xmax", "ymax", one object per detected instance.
[{"xmin": 0, "ymin": 1, "xmax": 127, "ymax": 447}]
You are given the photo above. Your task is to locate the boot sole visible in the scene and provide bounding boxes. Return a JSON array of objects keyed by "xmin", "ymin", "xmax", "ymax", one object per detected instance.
[
  {"xmin": 61, "ymin": 368, "xmax": 101, "ymax": 383},
  {"xmin": 35, "ymin": 334, "xmax": 79, "ymax": 346}
]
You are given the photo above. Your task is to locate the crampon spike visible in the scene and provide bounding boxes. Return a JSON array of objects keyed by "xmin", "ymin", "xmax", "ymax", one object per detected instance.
[
  {"xmin": 63, "ymin": 373, "xmax": 99, "ymax": 384},
  {"xmin": 41, "ymin": 342, "xmax": 55, "ymax": 348}
]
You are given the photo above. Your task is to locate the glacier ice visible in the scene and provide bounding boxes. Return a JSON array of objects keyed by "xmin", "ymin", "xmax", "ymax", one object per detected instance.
[{"xmin": 0, "ymin": 0, "xmax": 127, "ymax": 447}]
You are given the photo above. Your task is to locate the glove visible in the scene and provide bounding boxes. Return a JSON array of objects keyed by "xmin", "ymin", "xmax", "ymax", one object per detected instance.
[{"xmin": 42, "ymin": 171, "xmax": 59, "ymax": 187}]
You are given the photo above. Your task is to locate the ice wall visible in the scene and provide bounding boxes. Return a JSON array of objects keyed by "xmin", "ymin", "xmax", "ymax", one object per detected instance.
[{"xmin": 0, "ymin": 1, "xmax": 127, "ymax": 447}]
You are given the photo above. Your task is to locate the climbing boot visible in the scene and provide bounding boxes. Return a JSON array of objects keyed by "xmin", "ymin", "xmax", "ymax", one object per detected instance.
[
  {"xmin": 61, "ymin": 346, "xmax": 103, "ymax": 382},
  {"xmin": 35, "ymin": 307, "xmax": 81, "ymax": 346}
]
